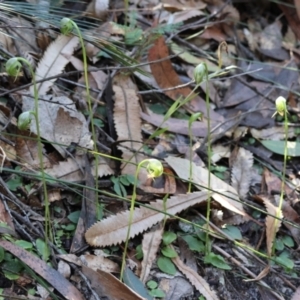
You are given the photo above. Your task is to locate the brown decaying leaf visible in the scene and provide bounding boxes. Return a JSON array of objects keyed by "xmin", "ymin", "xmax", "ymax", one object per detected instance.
[
  {"xmin": 31, "ymin": 35, "xmax": 79, "ymax": 95},
  {"xmin": 140, "ymin": 223, "xmax": 164, "ymax": 283},
  {"xmin": 0, "ymin": 241, "xmax": 84, "ymax": 300},
  {"xmin": 148, "ymin": 36, "xmax": 223, "ymax": 122},
  {"xmin": 113, "ymin": 75, "xmax": 148, "ymax": 185},
  {"xmin": 171, "ymin": 247, "xmax": 219, "ymax": 300},
  {"xmin": 231, "ymin": 147, "xmax": 253, "ymax": 198},
  {"xmin": 85, "ymin": 191, "xmax": 208, "ymax": 247},
  {"xmin": 165, "ymin": 156, "xmax": 246, "ymax": 217},
  {"xmin": 82, "ymin": 266, "xmax": 144, "ymax": 300},
  {"xmin": 22, "ymin": 95, "xmax": 92, "ymax": 156},
  {"xmin": 260, "ymin": 196, "xmax": 283, "ymax": 256}
]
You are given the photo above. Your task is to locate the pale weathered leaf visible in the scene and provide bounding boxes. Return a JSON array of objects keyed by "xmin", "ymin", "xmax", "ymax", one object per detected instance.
[
  {"xmin": 172, "ymin": 249, "xmax": 219, "ymax": 300},
  {"xmin": 140, "ymin": 223, "xmax": 164, "ymax": 283},
  {"xmin": 32, "ymin": 35, "xmax": 79, "ymax": 95},
  {"xmin": 262, "ymin": 196, "xmax": 283, "ymax": 256},
  {"xmin": 113, "ymin": 75, "xmax": 148, "ymax": 185},
  {"xmin": 22, "ymin": 95, "xmax": 92, "ymax": 156},
  {"xmin": 231, "ymin": 147, "xmax": 253, "ymax": 198},
  {"xmin": 165, "ymin": 156, "xmax": 246, "ymax": 216},
  {"xmin": 85, "ymin": 191, "xmax": 208, "ymax": 247}
]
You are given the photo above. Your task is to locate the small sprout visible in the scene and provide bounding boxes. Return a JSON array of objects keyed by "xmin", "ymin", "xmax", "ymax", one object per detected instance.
[
  {"xmin": 18, "ymin": 111, "xmax": 34, "ymax": 130},
  {"xmin": 5, "ymin": 57, "xmax": 22, "ymax": 78},
  {"xmin": 146, "ymin": 159, "xmax": 163, "ymax": 179},
  {"xmin": 193, "ymin": 63, "xmax": 206, "ymax": 84},
  {"xmin": 273, "ymin": 96, "xmax": 287, "ymax": 117},
  {"xmin": 60, "ymin": 18, "xmax": 74, "ymax": 35}
]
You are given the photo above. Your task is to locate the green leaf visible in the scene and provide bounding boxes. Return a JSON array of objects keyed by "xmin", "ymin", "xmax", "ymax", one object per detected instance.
[
  {"xmin": 274, "ymin": 238, "xmax": 284, "ymax": 251},
  {"xmin": 157, "ymin": 256, "xmax": 177, "ymax": 275},
  {"xmin": 282, "ymin": 235, "xmax": 294, "ymax": 247},
  {"xmin": 149, "ymin": 289, "xmax": 165, "ymax": 298},
  {"xmin": 204, "ymin": 252, "xmax": 231, "ymax": 270},
  {"xmin": 67, "ymin": 211, "xmax": 80, "ymax": 224},
  {"xmin": 93, "ymin": 118, "xmax": 104, "ymax": 128},
  {"xmin": 6, "ymin": 175, "xmax": 22, "ymax": 191},
  {"xmin": 147, "ymin": 280, "xmax": 158, "ymax": 289},
  {"xmin": 275, "ymin": 255, "xmax": 294, "ymax": 270},
  {"xmin": 36, "ymin": 238, "xmax": 50, "ymax": 261},
  {"xmin": 221, "ymin": 225, "xmax": 242, "ymax": 240},
  {"xmin": 2, "ymin": 259, "xmax": 23, "ymax": 280},
  {"xmin": 261, "ymin": 140, "xmax": 300, "ymax": 157},
  {"xmin": 161, "ymin": 246, "xmax": 177, "ymax": 258},
  {"xmin": 15, "ymin": 240, "xmax": 33, "ymax": 250},
  {"xmin": 0, "ymin": 247, "xmax": 4, "ymax": 263},
  {"xmin": 149, "ymin": 103, "xmax": 167, "ymax": 115},
  {"xmin": 120, "ymin": 176, "xmax": 130, "ymax": 186},
  {"xmin": 136, "ymin": 245, "xmax": 143, "ymax": 260},
  {"xmin": 113, "ymin": 182, "xmax": 122, "ymax": 197},
  {"xmin": 181, "ymin": 235, "xmax": 205, "ymax": 252},
  {"xmin": 162, "ymin": 232, "xmax": 177, "ymax": 245}
]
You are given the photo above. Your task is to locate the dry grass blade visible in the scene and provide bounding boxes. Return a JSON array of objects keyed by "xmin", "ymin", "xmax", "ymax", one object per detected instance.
[{"xmin": 85, "ymin": 191, "xmax": 208, "ymax": 247}]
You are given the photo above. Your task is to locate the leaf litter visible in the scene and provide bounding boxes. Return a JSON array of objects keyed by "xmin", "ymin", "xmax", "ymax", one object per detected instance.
[{"xmin": 0, "ymin": 0, "xmax": 299, "ymax": 299}]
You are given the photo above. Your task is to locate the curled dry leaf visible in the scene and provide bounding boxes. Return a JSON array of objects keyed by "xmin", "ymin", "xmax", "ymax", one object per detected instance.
[
  {"xmin": 261, "ymin": 196, "xmax": 283, "ymax": 256},
  {"xmin": 231, "ymin": 147, "xmax": 253, "ymax": 198},
  {"xmin": 165, "ymin": 156, "xmax": 246, "ymax": 217},
  {"xmin": 171, "ymin": 247, "xmax": 219, "ymax": 300},
  {"xmin": 32, "ymin": 35, "xmax": 79, "ymax": 95},
  {"xmin": 85, "ymin": 191, "xmax": 208, "ymax": 247},
  {"xmin": 113, "ymin": 75, "xmax": 148, "ymax": 186},
  {"xmin": 140, "ymin": 223, "xmax": 164, "ymax": 283}
]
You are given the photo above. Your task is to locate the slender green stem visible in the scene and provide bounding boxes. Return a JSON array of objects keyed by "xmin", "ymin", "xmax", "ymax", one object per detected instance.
[
  {"xmin": 18, "ymin": 58, "xmax": 51, "ymax": 242},
  {"xmin": 70, "ymin": 20, "xmax": 100, "ymax": 217},
  {"xmin": 203, "ymin": 65, "xmax": 212, "ymax": 256}
]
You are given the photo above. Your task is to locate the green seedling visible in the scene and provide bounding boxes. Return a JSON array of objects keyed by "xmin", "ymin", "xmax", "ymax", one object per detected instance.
[
  {"xmin": 120, "ymin": 159, "xmax": 164, "ymax": 281},
  {"xmin": 146, "ymin": 280, "xmax": 165, "ymax": 299},
  {"xmin": 111, "ymin": 174, "xmax": 136, "ymax": 197}
]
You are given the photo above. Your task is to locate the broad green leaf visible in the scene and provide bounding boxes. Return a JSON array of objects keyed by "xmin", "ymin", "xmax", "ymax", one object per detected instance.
[
  {"xmin": 261, "ymin": 140, "xmax": 300, "ymax": 157},
  {"xmin": 149, "ymin": 289, "xmax": 165, "ymax": 298},
  {"xmin": 221, "ymin": 225, "xmax": 242, "ymax": 240},
  {"xmin": 274, "ymin": 238, "xmax": 284, "ymax": 251},
  {"xmin": 136, "ymin": 245, "xmax": 143, "ymax": 260},
  {"xmin": 161, "ymin": 246, "xmax": 177, "ymax": 258},
  {"xmin": 275, "ymin": 255, "xmax": 294, "ymax": 270},
  {"xmin": 2, "ymin": 259, "xmax": 23, "ymax": 279},
  {"xmin": 282, "ymin": 235, "xmax": 294, "ymax": 247},
  {"xmin": 147, "ymin": 280, "xmax": 158, "ymax": 289},
  {"xmin": 157, "ymin": 256, "xmax": 177, "ymax": 275},
  {"xmin": 6, "ymin": 175, "xmax": 22, "ymax": 191},
  {"xmin": 67, "ymin": 211, "xmax": 80, "ymax": 224},
  {"xmin": 36, "ymin": 238, "xmax": 50, "ymax": 262},
  {"xmin": 15, "ymin": 240, "xmax": 33, "ymax": 250},
  {"xmin": 204, "ymin": 252, "xmax": 231, "ymax": 270},
  {"xmin": 162, "ymin": 232, "xmax": 177, "ymax": 245},
  {"xmin": 181, "ymin": 235, "xmax": 205, "ymax": 252}
]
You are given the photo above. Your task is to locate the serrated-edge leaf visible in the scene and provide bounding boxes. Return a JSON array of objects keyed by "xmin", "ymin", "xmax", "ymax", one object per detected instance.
[{"xmin": 85, "ymin": 191, "xmax": 208, "ymax": 247}]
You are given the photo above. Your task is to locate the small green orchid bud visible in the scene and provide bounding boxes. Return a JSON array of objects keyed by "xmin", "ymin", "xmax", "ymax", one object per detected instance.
[
  {"xmin": 275, "ymin": 96, "xmax": 287, "ymax": 117},
  {"xmin": 17, "ymin": 111, "xmax": 34, "ymax": 130},
  {"xmin": 146, "ymin": 159, "xmax": 163, "ymax": 179},
  {"xmin": 6, "ymin": 57, "xmax": 22, "ymax": 77},
  {"xmin": 194, "ymin": 63, "xmax": 206, "ymax": 84},
  {"xmin": 60, "ymin": 18, "xmax": 74, "ymax": 35}
]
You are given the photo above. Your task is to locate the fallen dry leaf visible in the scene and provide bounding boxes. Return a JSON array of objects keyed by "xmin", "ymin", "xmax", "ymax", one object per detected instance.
[
  {"xmin": 172, "ymin": 247, "xmax": 219, "ymax": 300},
  {"xmin": 0, "ymin": 240, "xmax": 84, "ymax": 300},
  {"xmin": 165, "ymin": 156, "xmax": 246, "ymax": 217},
  {"xmin": 231, "ymin": 147, "xmax": 253, "ymax": 198},
  {"xmin": 32, "ymin": 34, "xmax": 79, "ymax": 95},
  {"xmin": 140, "ymin": 223, "xmax": 164, "ymax": 283},
  {"xmin": 85, "ymin": 191, "xmax": 208, "ymax": 247}
]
